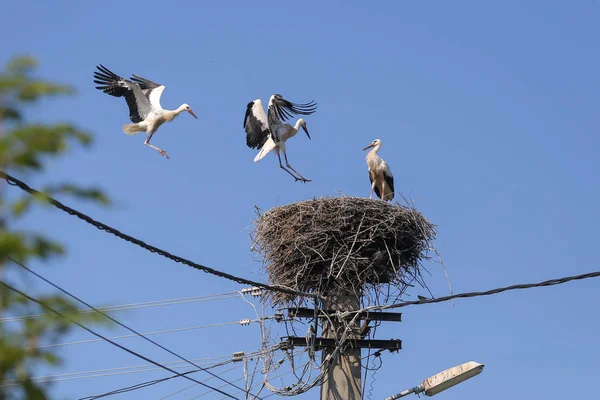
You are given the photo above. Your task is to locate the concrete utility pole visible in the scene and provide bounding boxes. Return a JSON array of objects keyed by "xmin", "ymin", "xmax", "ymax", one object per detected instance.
[
  {"xmin": 319, "ymin": 291, "xmax": 362, "ymax": 400},
  {"xmin": 280, "ymin": 298, "xmax": 401, "ymax": 399}
]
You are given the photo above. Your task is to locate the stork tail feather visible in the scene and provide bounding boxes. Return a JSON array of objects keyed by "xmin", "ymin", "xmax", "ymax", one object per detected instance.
[
  {"xmin": 123, "ymin": 123, "xmax": 145, "ymax": 135},
  {"xmin": 253, "ymin": 137, "xmax": 276, "ymax": 162}
]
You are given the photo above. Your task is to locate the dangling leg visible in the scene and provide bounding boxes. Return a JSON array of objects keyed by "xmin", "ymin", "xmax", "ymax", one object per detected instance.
[
  {"xmin": 381, "ymin": 181, "xmax": 387, "ymax": 201},
  {"xmin": 144, "ymin": 132, "xmax": 170, "ymax": 159},
  {"xmin": 276, "ymin": 150, "xmax": 303, "ymax": 182},
  {"xmin": 283, "ymin": 151, "xmax": 311, "ymax": 183},
  {"xmin": 370, "ymin": 183, "xmax": 375, "ymax": 199}
]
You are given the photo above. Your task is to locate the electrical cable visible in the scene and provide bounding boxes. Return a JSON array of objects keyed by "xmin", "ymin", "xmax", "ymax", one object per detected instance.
[
  {"xmin": 199, "ymin": 368, "xmax": 294, "ymax": 400},
  {"xmin": 7, "ymin": 170, "xmax": 596, "ymax": 398},
  {"xmin": 225, "ymin": 369, "xmax": 295, "ymax": 400},
  {"xmin": 81, "ymin": 350, "xmax": 270, "ymax": 400},
  {"xmin": 78, "ymin": 364, "xmax": 233, "ymax": 400},
  {"xmin": 0, "ymin": 279, "xmax": 238, "ymax": 399},
  {"xmin": 1, "ymin": 292, "xmax": 239, "ymax": 323},
  {"xmin": 34, "ymin": 317, "xmax": 270, "ymax": 349},
  {"xmin": 160, "ymin": 364, "xmax": 242, "ymax": 400},
  {"xmin": 1, "ymin": 170, "xmax": 316, "ymax": 300},
  {"xmin": 0, "ymin": 357, "xmax": 233, "ymax": 386},
  {"xmin": 353, "ymin": 269, "xmax": 600, "ymax": 313},
  {"xmin": 7, "ymin": 257, "xmax": 257, "ymax": 399}
]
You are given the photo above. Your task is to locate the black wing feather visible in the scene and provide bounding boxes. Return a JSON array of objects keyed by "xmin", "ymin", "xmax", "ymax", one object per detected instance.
[
  {"xmin": 384, "ymin": 172, "xmax": 394, "ymax": 201},
  {"xmin": 268, "ymin": 94, "xmax": 318, "ymax": 127},
  {"xmin": 93, "ymin": 65, "xmax": 143, "ymax": 123},
  {"xmin": 130, "ymin": 74, "xmax": 162, "ymax": 100},
  {"xmin": 384, "ymin": 173, "xmax": 394, "ymax": 195},
  {"xmin": 244, "ymin": 101, "xmax": 270, "ymax": 150},
  {"xmin": 130, "ymin": 74, "xmax": 161, "ymax": 90}
]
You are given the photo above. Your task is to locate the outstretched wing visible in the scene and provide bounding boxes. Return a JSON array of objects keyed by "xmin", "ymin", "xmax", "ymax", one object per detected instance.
[
  {"xmin": 130, "ymin": 74, "xmax": 165, "ymax": 110},
  {"xmin": 93, "ymin": 65, "xmax": 152, "ymax": 123},
  {"xmin": 244, "ymin": 99, "xmax": 270, "ymax": 150},
  {"xmin": 267, "ymin": 94, "xmax": 317, "ymax": 130}
]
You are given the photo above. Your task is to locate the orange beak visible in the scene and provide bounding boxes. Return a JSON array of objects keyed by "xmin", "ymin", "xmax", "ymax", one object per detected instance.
[{"xmin": 188, "ymin": 109, "xmax": 198, "ymax": 119}]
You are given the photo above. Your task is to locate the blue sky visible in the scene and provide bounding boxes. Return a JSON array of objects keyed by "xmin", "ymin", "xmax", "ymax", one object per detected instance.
[{"xmin": 2, "ymin": 1, "xmax": 599, "ymax": 399}]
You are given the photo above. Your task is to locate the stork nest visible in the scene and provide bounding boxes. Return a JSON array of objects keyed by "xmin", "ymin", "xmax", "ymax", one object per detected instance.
[{"xmin": 251, "ymin": 197, "xmax": 437, "ymax": 305}]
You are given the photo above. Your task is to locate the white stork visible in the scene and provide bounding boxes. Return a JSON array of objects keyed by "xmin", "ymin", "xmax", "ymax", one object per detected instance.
[
  {"xmin": 244, "ymin": 94, "xmax": 317, "ymax": 182},
  {"xmin": 363, "ymin": 139, "xmax": 395, "ymax": 201},
  {"xmin": 93, "ymin": 65, "xmax": 197, "ymax": 159}
]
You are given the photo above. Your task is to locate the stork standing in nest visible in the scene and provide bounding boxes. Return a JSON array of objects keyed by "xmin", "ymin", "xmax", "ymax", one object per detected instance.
[
  {"xmin": 363, "ymin": 139, "xmax": 395, "ymax": 201},
  {"xmin": 93, "ymin": 65, "xmax": 198, "ymax": 159},
  {"xmin": 244, "ymin": 94, "xmax": 317, "ymax": 182}
]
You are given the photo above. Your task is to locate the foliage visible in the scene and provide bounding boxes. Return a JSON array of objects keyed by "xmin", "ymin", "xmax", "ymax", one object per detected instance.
[{"xmin": 0, "ymin": 55, "xmax": 110, "ymax": 399}]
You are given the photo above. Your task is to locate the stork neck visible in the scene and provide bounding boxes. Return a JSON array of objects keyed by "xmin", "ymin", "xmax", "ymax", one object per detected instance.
[
  {"xmin": 370, "ymin": 144, "xmax": 382, "ymax": 154},
  {"xmin": 294, "ymin": 119, "xmax": 303, "ymax": 131},
  {"xmin": 366, "ymin": 145, "xmax": 382, "ymax": 161},
  {"xmin": 164, "ymin": 105, "xmax": 187, "ymax": 122}
]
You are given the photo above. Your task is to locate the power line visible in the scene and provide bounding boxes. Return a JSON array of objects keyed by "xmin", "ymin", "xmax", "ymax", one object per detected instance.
[
  {"xmin": 81, "ymin": 348, "xmax": 296, "ymax": 400},
  {"xmin": 160, "ymin": 364, "xmax": 242, "ymax": 400},
  {"xmin": 1, "ymin": 292, "xmax": 239, "ymax": 323},
  {"xmin": 213, "ymin": 348, "xmax": 310, "ymax": 400},
  {"xmin": 80, "ymin": 350, "xmax": 270, "ymax": 400},
  {"xmin": 215, "ymin": 368, "xmax": 295, "ymax": 400},
  {"xmin": 1, "ymin": 170, "xmax": 316, "ymax": 300},
  {"xmin": 77, "ymin": 367, "xmax": 218, "ymax": 400},
  {"xmin": 1, "ymin": 357, "xmax": 231, "ymax": 386},
  {"xmin": 355, "ymin": 270, "xmax": 600, "ymax": 313},
  {"xmin": 0, "ymin": 279, "xmax": 238, "ymax": 400},
  {"xmin": 8, "ymin": 257, "xmax": 257, "ymax": 399},
  {"xmin": 189, "ymin": 368, "xmax": 282, "ymax": 400},
  {"xmin": 35, "ymin": 317, "xmax": 275, "ymax": 349},
  {"xmin": 7, "ymin": 349, "xmax": 269, "ymax": 387}
]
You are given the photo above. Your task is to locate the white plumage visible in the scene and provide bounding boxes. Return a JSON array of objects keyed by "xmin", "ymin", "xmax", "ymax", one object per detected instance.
[
  {"xmin": 243, "ymin": 94, "xmax": 317, "ymax": 182},
  {"xmin": 363, "ymin": 139, "xmax": 395, "ymax": 201},
  {"xmin": 93, "ymin": 65, "xmax": 198, "ymax": 159}
]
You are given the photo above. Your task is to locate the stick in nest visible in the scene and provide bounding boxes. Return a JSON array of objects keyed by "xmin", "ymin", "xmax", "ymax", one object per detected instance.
[{"xmin": 251, "ymin": 196, "xmax": 437, "ymax": 306}]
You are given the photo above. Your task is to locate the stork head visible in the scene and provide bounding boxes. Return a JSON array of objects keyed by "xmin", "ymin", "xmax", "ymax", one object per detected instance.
[
  {"xmin": 181, "ymin": 104, "xmax": 198, "ymax": 119},
  {"xmin": 298, "ymin": 118, "xmax": 311, "ymax": 140},
  {"xmin": 363, "ymin": 139, "xmax": 382, "ymax": 151}
]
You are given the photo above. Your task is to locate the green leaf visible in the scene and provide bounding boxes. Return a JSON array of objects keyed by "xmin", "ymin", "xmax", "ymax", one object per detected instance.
[
  {"xmin": 0, "ymin": 54, "xmax": 112, "ymax": 399},
  {"xmin": 0, "ymin": 231, "xmax": 65, "ymax": 261}
]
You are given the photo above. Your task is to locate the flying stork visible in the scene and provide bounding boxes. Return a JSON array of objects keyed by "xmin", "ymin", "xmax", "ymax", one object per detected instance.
[
  {"xmin": 93, "ymin": 65, "xmax": 197, "ymax": 159},
  {"xmin": 363, "ymin": 139, "xmax": 395, "ymax": 201},
  {"xmin": 244, "ymin": 94, "xmax": 317, "ymax": 182}
]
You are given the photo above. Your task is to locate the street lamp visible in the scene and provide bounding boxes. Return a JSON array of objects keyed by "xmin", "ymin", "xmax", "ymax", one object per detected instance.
[{"xmin": 385, "ymin": 361, "xmax": 484, "ymax": 400}]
